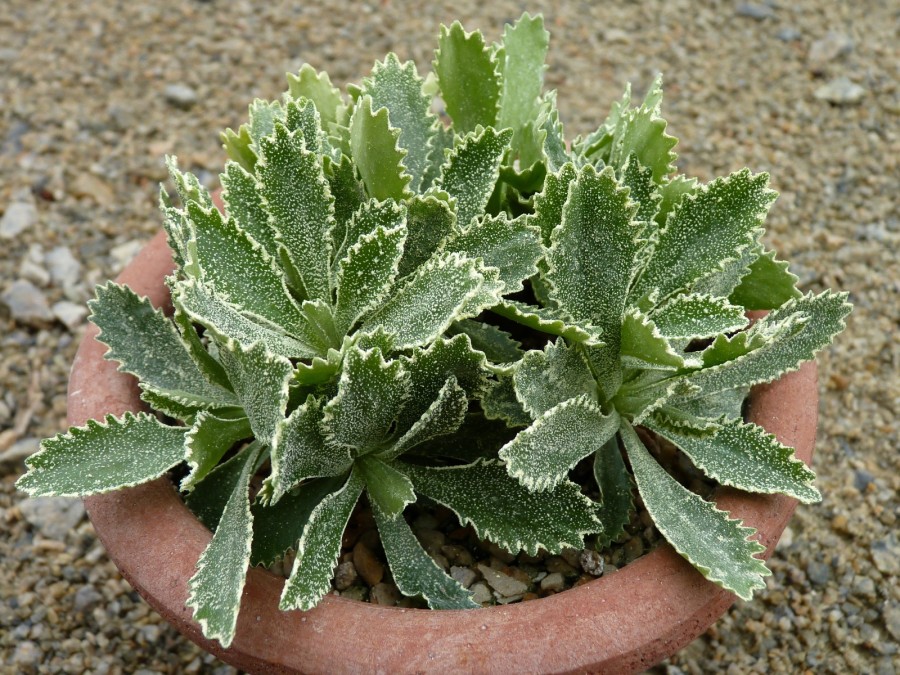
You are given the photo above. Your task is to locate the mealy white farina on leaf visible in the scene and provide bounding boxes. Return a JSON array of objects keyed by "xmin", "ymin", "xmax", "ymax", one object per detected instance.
[
  {"xmin": 20, "ymin": 13, "xmax": 851, "ymax": 646},
  {"xmin": 18, "ymin": 413, "xmax": 187, "ymax": 498},
  {"xmin": 187, "ymin": 443, "xmax": 263, "ymax": 648}
]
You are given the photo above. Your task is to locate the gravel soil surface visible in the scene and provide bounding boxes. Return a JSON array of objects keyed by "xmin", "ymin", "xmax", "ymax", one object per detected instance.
[{"xmin": 1, "ymin": 1, "xmax": 897, "ymax": 673}]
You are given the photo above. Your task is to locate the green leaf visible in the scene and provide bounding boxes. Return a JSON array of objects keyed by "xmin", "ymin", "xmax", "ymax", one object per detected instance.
[
  {"xmin": 17, "ymin": 413, "xmax": 187, "ymax": 498},
  {"xmin": 655, "ymin": 174, "xmax": 696, "ymax": 227},
  {"xmin": 349, "ymin": 95, "xmax": 412, "ymax": 201},
  {"xmin": 608, "ymin": 76, "xmax": 678, "ymax": 183},
  {"xmin": 537, "ymin": 90, "xmax": 569, "ymax": 172},
  {"xmin": 547, "ymin": 164, "xmax": 640, "ymax": 332},
  {"xmin": 620, "ymin": 422, "xmax": 769, "ymax": 600},
  {"xmin": 166, "ymin": 156, "xmax": 214, "ymax": 210},
  {"xmin": 326, "ymin": 154, "xmax": 366, "ymax": 250},
  {"xmin": 398, "ymin": 333, "xmax": 490, "ymax": 431},
  {"xmin": 513, "ymin": 338, "xmax": 595, "ymax": 419},
  {"xmin": 700, "ymin": 329, "xmax": 769, "ymax": 369},
  {"xmin": 265, "ymin": 396, "xmax": 353, "ymax": 505},
  {"xmin": 185, "ymin": 443, "xmax": 261, "ymax": 531},
  {"xmin": 630, "ymin": 169, "xmax": 776, "ymax": 305},
  {"xmin": 682, "ymin": 291, "xmax": 852, "ymax": 399},
  {"xmin": 443, "ymin": 212, "xmax": 542, "ymax": 294},
  {"xmin": 645, "ymin": 413, "xmax": 820, "ymax": 503},
  {"xmin": 364, "ymin": 252, "xmax": 501, "ymax": 350},
  {"xmin": 402, "ymin": 458, "xmax": 600, "ymax": 556},
  {"xmin": 422, "ymin": 124, "xmax": 455, "ymax": 193},
  {"xmin": 371, "ymin": 497, "xmax": 477, "ymax": 609},
  {"xmin": 173, "ymin": 279, "xmax": 320, "ymax": 360},
  {"xmin": 593, "ymin": 438, "xmax": 634, "ymax": 547},
  {"xmin": 332, "ymin": 198, "xmax": 406, "ymax": 277},
  {"xmin": 284, "ymin": 97, "xmax": 326, "ymax": 155},
  {"xmin": 247, "ymin": 99, "xmax": 285, "ymax": 154},
  {"xmin": 621, "ymin": 154, "xmax": 662, "ymax": 225},
  {"xmin": 334, "ymin": 222, "xmax": 407, "ymax": 336},
  {"xmin": 481, "ymin": 374, "xmax": 532, "ymax": 428},
  {"xmin": 362, "ymin": 54, "xmax": 438, "ymax": 193},
  {"xmin": 187, "ymin": 443, "xmax": 263, "ymax": 648},
  {"xmin": 651, "ymin": 294, "xmax": 748, "ymax": 340},
  {"xmin": 620, "ymin": 308, "xmax": 685, "ymax": 371},
  {"xmin": 251, "ymin": 476, "xmax": 344, "ymax": 567},
  {"xmin": 400, "ymin": 194, "xmax": 456, "ymax": 277},
  {"xmin": 531, "ymin": 162, "xmax": 576, "ymax": 247},
  {"xmin": 280, "ymin": 468, "xmax": 364, "ymax": 610},
  {"xmin": 258, "ymin": 123, "xmax": 334, "ymax": 301},
  {"xmin": 172, "ymin": 308, "xmax": 234, "ymax": 392},
  {"xmin": 546, "ymin": 164, "xmax": 639, "ymax": 397},
  {"xmin": 89, "ymin": 283, "xmax": 237, "ymax": 409},
  {"xmin": 499, "ymin": 395, "xmax": 619, "ymax": 492},
  {"xmin": 219, "ymin": 340, "xmax": 293, "ymax": 447},
  {"xmin": 496, "ymin": 13, "xmax": 549, "ymax": 160},
  {"xmin": 729, "ymin": 248, "xmax": 801, "ymax": 310},
  {"xmin": 447, "ymin": 319, "xmax": 523, "ymax": 366},
  {"xmin": 433, "ymin": 21, "xmax": 500, "ymax": 134},
  {"xmin": 358, "ymin": 455, "xmax": 416, "ymax": 519},
  {"xmin": 672, "ymin": 386, "xmax": 749, "ymax": 421},
  {"xmin": 287, "ymin": 64, "xmax": 346, "ymax": 135},
  {"xmin": 382, "ymin": 376, "xmax": 468, "ymax": 460},
  {"xmin": 414, "ymin": 413, "xmax": 515, "ymax": 463},
  {"xmin": 185, "ymin": 202, "xmax": 307, "ymax": 332},
  {"xmin": 159, "ymin": 191, "xmax": 189, "ymax": 270},
  {"xmin": 321, "ymin": 346, "xmax": 409, "ymax": 452},
  {"xmin": 221, "ymin": 125, "xmax": 256, "ymax": 172},
  {"xmin": 491, "ymin": 300, "xmax": 603, "ymax": 345},
  {"xmin": 436, "ymin": 126, "xmax": 513, "ymax": 227},
  {"xmin": 182, "ymin": 413, "xmax": 252, "ymax": 492}
]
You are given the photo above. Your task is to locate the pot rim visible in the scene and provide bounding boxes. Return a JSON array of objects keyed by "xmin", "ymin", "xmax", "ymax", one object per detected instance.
[{"xmin": 73, "ymin": 231, "xmax": 819, "ymax": 675}]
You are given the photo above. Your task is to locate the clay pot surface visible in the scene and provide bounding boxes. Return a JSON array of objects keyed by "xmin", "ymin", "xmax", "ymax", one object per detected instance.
[{"xmin": 74, "ymin": 232, "xmax": 819, "ymax": 674}]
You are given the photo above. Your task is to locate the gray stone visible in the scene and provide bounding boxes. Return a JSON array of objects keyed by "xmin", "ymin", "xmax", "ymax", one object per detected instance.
[
  {"xmin": 884, "ymin": 602, "xmax": 900, "ymax": 642},
  {"xmin": 580, "ymin": 548, "xmax": 605, "ymax": 576},
  {"xmin": 164, "ymin": 83, "xmax": 199, "ymax": 109},
  {"xmin": 2, "ymin": 280, "xmax": 54, "ymax": 326},
  {"xmin": 815, "ymin": 77, "xmax": 866, "ymax": 105},
  {"xmin": 469, "ymin": 581, "xmax": 492, "ymax": 604},
  {"xmin": 806, "ymin": 560, "xmax": 832, "ymax": 586},
  {"xmin": 140, "ymin": 624, "xmax": 161, "ymax": 643},
  {"xmin": 333, "ymin": 561, "xmax": 358, "ymax": 591},
  {"xmin": 0, "ymin": 437, "xmax": 39, "ymax": 466},
  {"xmin": 0, "ymin": 202, "xmax": 38, "ymax": 239},
  {"xmin": 871, "ymin": 535, "xmax": 900, "ymax": 575},
  {"xmin": 0, "ymin": 48, "xmax": 20, "ymax": 63},
  {"xmin": 110, "ymin": 239, "xmax": 145, "ymax": 272},
  {"xmin": 12, "ymin": 640, "xmax": 41, "ymax": 666},
  {"xmin": 52, "ymin": 300, "xmax": 89, "ymax": 330},
  {"xmin": 18, "ymin": 496, "xmax": 86, "ymax": 540},
  {"xmin": 477, "ymin": 564, "xmax": 528, "ymax": 597},
  {"xmin": 73, "ymin": 585, "xmax": 104, "ymax": 612},
  {"xmin": 776, "ymin": 27, "xmax": 802, "ymax": 41},
  {"xmin": 369, "ymin": 582, "xmax": 400, "ymax": 606},
  {"xmin": 450, "ymin": 565, "xmax": 477, "ymax": 589},
  {"xmin": 540, "ymin": 571, "xmax": 566, "ymax": 592},
  {"xmin": 45, "ymin": 246, "xmax": 82, "ymax": 288},
  {"xmin": 808, "ymin": 32, "xmax": 854, "ymax": 70},
  {"xmin": 735, "ymin": 3, "xmax": 775, "ymax": 20}
]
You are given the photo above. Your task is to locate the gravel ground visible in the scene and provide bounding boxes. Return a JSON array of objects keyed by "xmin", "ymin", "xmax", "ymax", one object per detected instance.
[{"xmin": 1, "ymin": 1, "xmax": 897, "ymax": 673}]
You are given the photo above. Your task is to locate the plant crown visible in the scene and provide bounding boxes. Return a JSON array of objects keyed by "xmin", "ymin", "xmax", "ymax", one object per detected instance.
[{"xmin": 18, "ymin": 13, "xmax": 850, "ymax": 648}]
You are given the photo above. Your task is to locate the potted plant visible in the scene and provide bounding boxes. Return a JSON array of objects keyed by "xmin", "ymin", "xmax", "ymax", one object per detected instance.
[{"xmin": 18, "ymin": 14, "xmax": 850, "ymax": 673}]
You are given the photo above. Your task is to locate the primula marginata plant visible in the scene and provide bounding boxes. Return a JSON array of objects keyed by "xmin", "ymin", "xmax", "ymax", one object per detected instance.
[{"xmin": 19, "ymin": 13, "xmax": 850, "ymax": 648}]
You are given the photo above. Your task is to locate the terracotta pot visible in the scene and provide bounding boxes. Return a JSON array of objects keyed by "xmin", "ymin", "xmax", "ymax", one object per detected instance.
[{"xmin": 73, "ymin": 231, "xmax": 818, "ymax": 674}]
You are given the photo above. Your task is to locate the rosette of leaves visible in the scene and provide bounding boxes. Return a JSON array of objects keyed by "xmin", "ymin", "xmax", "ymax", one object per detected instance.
[
  {"xmin": 492, "ymin": 77, "xmax": 852, "ymax": 601},
  {"xmin": 17, "ymin": 13, "xmax": 605, "ymax": 649},
  {"xmin": 17, "ymin": 12, "xmax": 852, "ymax": 651}
]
